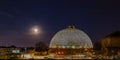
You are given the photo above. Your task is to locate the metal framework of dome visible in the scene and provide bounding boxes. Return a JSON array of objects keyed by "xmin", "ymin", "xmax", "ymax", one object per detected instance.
[{"xmin": 49, "ymin": 26, "xmax": 93, "ymax": 49}]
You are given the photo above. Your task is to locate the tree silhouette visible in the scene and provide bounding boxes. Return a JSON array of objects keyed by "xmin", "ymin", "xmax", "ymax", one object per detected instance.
[
  {"xmin": 93, "ymin": 41, "xmax": 101, "ymax": 51},
  {"xmin": 35, "ymin": 41, "xmax": 48, "ymax": 52}
]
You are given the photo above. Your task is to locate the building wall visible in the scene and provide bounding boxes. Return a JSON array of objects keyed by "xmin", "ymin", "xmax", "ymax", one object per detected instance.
[
  {"xmin": 0, "ymin": 48, "xmax": 21, "ymax": 59},
  {"xmin": 49, "ymin": 48, "xmax": 92, "ymax": 55},
  {"xmin": 101, "ymin": 37, "xmax": 120, "ymax": 55}
]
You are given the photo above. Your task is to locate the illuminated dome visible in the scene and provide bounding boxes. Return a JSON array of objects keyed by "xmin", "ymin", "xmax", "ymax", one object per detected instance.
[{"xmin": 49, "ymin": 26, "xmax": 93, "ymax": 49}]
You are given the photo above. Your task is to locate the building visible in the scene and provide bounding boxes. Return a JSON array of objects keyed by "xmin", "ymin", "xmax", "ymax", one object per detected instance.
[
  {"xmin": 49, "ymin": 26, "xmax": 93, "ymax": 55},
  {"xmin": 101, "ymin": 31, "xmax": 120, "ymax": 55},
  {"xmin": 0, "ymin": 47, "xmax": 21, "ymax": 59}
]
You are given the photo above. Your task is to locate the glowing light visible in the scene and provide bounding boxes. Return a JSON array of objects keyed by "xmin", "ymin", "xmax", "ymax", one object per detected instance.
[
  {"xmin": 30, "ymin": 26, "xmax": 41, "ymax": 35},
  {"xmin": 84, "ymin": 48, "xmax": 88, "ymax": 51},
  {"xmin": 61, "ymin": 52, "xmax": 64, "ymax": 54},
  {"xmin": 33, "ymin": 28, "xmax": 39, "ymax": 33},
  {"xmin": 58, "ymin": 52, "xmax": 61, "ymax": 54},
  {"xmin": 72, "ymin": 46, "xmax": 75, "ymax": 49}
]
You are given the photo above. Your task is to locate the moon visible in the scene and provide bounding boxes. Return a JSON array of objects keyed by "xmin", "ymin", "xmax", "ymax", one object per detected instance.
[
  {"xmin": 33, "ymin": 28, "xmax": 39, "ymax": 33},
  {"xmin": 30, "ymin": 26, "xmax": 41, "ymax": 35}
]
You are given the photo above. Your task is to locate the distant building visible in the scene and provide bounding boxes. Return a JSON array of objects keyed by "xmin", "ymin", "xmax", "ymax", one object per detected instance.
[
  {"xmin": 101, "ymin": 31, "xmax": 120, "ymax": 55},
  {"xmin": 0, "ymin": 47, "xmax": 21, "ymax": 59},
  {"xmin": 49, "ymin": 26, "xmax": 93, "ymax": 55}
]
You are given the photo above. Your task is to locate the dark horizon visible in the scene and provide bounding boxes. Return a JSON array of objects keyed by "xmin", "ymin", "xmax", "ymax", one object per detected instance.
[{"xmin": 0, "ymin": 0, "xmax": 120, "ymax": 47}]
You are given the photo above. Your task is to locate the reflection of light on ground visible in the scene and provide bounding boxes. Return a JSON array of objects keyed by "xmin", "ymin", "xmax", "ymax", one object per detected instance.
[
  {"xmin": 6, "ymin": 52, "xmax": 118, "ymax": 59},
  {"xmin": 34, "ymin": 56, "xmax": 45, "ymax": 59},
  {"xmin": 20, "ymin": 54, "xmax": 117, "ymax": 59},
  {"xmin": 21, "ymin": 53, "xmax": 33, "ymax": 59}
]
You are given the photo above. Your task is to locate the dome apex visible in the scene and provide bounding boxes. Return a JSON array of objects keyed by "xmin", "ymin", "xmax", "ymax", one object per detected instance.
[{"xmin": 67, "ymin": 25, "xmax": 75, "ymax": 29}]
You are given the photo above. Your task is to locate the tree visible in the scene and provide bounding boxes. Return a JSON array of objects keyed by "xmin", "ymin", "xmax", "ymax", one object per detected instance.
[
  {"xmin": 93, "ymin": 41, "xmax": 101, "ymax": 51},
  {"xmin": 8, "ymin": 45, "xmax": 16, "ymax": 48},
  {"xmin": 35, "ymin": 41, "xmax": 48, "ymax": 52}
]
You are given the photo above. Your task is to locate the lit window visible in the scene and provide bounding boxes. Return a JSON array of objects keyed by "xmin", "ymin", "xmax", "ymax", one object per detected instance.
[
  {"xmin": 61, "ymin": 52, "xmax": 64, "ymax": 54},
  {"xmin": 84, "ymin": 48, "xmax": 88, "ymax": 51},
  {"xmin": 79, "ymin": 46, "xmax": 82, "ymax": 48},
  {"xmin": 58, "ymin": 46, "xmax": 61, "ymax": 48},
  {"xmin": 58, "ymin": 52, "xmax": 61, "ymax": 54},
  {"xmin": 67, "ymin": 46, "xmax": 70, "ymax": 48},
  {"xmin": 62, "ymin": 46, "xmax": 65, "ymax": 48},
  {"xmin": 72, "ymin": 46, "xmax": 75, "ymax": 48},
  {"xmin": 52, "ymin": 46, "xmax": 56, "ymax": 48}
]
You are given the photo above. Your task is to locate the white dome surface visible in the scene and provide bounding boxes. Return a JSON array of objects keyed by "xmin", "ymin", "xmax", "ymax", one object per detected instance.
[{"xmin": 49, "ymin": 27, "xmax": 93, "ymax": 48}]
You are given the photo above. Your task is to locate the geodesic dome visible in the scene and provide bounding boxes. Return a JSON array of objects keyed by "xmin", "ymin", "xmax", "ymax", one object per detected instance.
[{"xmin": 49, "ymin": 26, "xmax": 93, "ymax": 49}]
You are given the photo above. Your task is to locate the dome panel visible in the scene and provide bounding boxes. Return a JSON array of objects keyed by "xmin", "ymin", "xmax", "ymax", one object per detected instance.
[{"xmin": 49, "ymin": 27, "xmax": 93, "ymax": 48}]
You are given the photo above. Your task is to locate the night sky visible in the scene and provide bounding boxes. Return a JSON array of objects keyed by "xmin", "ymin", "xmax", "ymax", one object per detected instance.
[{"xmin": 0, "ymin": 0, "xmax": 120, "ymax": 47}]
